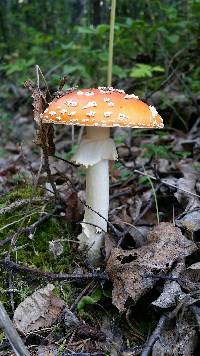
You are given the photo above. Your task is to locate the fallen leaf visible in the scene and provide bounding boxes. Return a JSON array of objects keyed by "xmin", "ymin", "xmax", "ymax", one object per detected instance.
[
  {"xmin": 37, "ymin": 344, "xmax": 58, "ymax": 356},
  {"xmin": 175, "ymin": 162, "xmax": 200, "ymax": 211},
  {"xmin": 106, "ymin": 223, "xmax": 197, "ymax": 311},
  {"xmin": 152, "ymin": 311, "xmax": 198, "ymax": 356},
  {"xmin": 152, "ymin": 262, "xmax": 186, "ymax": 309},
  {"xmin": 104, "ymin": 233, "xmax": 117, "ymax": 261},
  {"xmin": 14, "ymin": 284, "xmax": 65, "ymax": 333},
  {"xmin": 176, "ymin": 209, "xmax": 200, "ymax": 241},
  {"xmin": 100, "ymin": 315, "xmax": 123, "ymax": 356}
]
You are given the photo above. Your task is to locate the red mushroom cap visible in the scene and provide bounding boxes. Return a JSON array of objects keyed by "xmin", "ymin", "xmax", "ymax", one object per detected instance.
[{"xmin": 41, "ymin": 87, "xmax": 164, "ymax": 129}]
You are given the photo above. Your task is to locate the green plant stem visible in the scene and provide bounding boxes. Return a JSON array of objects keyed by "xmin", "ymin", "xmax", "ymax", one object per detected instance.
[
  {"xmin": 144, "ymin": 171, "xmax": 160, "ymax": 224},
  {"xmin": 107, "ymin": 0, "xmax": 116, "ymax": 87}
]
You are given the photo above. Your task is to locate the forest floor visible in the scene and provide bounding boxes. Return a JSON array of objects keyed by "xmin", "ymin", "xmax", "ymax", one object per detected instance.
[{"xmin": 0, "ymin": 85, "xmax": 200, "ymax": 356}]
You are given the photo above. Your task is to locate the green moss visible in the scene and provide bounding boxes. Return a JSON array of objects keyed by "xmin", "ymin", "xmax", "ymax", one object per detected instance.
[
  {"xmin": 0, "ymin": 186, "xmax": 43, "ymax": 207},
  {"xmin": 0, "ymin": 186, "xmax": 80, "ymax": 308}
]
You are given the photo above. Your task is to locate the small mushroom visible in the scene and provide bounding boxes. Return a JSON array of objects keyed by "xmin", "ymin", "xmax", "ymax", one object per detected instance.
[{"xmin": 41, "ymin": 88, "xmax": 164, "ymax": 264}]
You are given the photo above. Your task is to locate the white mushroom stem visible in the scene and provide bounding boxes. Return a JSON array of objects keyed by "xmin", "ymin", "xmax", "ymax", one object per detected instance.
[
  {"xmin": 72, "ymin": 126, "xmax": 117, "ymax": 264},
  {"xmin": 84, "ymin": 127, "xmax": 110, "ymax": 233}
]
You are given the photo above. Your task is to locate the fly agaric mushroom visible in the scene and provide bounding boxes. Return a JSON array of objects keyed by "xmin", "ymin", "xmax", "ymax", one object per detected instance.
[{"xmin": 41, "ymin": 87, "xmax": 164, "ymax": 264}]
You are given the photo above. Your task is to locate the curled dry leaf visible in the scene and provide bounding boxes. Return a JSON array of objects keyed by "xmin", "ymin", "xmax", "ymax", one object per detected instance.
[
  {"xmin": 175, "ymin": 162, "xmax": 200, "ymax": 211},
  {"xmin": 152, "ymin": 261, "xmax": 200, "ymax": 310},
  {"xmin": 106, "ymin": 223, "xmax": 197, "ymax": 311},
  {"xmin": 14, "ymin": 284, "xmax": 65, "ymax": 334},
  {"xmin": 176, "ymin": 209, "xmax": 200, "ymax": 241},
  {"xmin": 152, "ymin": 262, "xmax": 186, "ymax": 309}
]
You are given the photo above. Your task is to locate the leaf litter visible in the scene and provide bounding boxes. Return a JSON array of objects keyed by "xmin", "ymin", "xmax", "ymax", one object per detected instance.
[
  {"xmin": 106, "ymin": 223, "xmax": 197, "ymax": 311},
  {"xmin": 13, "ymin": 284, "xmax": 65, "ymax": 334}
]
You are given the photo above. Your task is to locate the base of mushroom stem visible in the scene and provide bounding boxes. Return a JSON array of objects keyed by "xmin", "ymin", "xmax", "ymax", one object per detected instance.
[{"xmin": 78, "ymin": 225, "xmax": 105, "ymax": 265}]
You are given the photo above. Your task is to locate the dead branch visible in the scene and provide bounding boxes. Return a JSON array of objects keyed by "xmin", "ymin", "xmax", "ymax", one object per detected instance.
[
  {"xmin": 51, "ymin": 154, "xmax": 80, "ymax": 167},
  {"xmin": 141, "ymin": 314, "xmax": 168, "ymax": 356},
  {"xmin": 56, "ymin": 171, "xmax": 122, "ymax": 239},
  {"xmin": 0, "ymin": 302, "xmax": 30, "ymax": 356},
  {"xmin": 0, "ymin": 259, "xmax": 109, "ymax": 282},
  {"xmin": 61, "ymin": 353, "xmax": 104, "ymax": 356},
  {"xmin": 70, "ymin": 281, "xmax": 96, "ymax": 312},
  {"xmin": 134, "ymin": 184, "xmax": 162, "ymax": 224},
  {"xmin": 141, "ymin": 301, "xmax": 189, "ymax": 356},
  {"xmin": 0, "ymin": 207, "xmax": 61, "ymax": 247},
  {"xmin": 190, "ymin": 305, "xmax": 200, "ymax": 332},
  {"xmin": 133, "ymin": 169, "xmax": 200, "ymax": 199},
  {"xmin": 0, "ymin": 197, "xmax": 46, "ymax": 215},
  {"xmin": 25, "ymin": 79, "xmax": 59, "ymax": 201}
]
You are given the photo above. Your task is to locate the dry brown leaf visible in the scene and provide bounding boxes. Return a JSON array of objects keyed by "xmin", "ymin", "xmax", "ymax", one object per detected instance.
[
  {"xmin": 152, "ymin": 262, "xmax": 186, "ymax": 309},
  {"xmin": 176, "ymin": 210, "xmax": 200, "ymax": 241},
  {"xmin": 14, "ymin": 284, "xmax": 65, "ymax": 334},
  {"xmin": 152, "ymin": 311, "xmax": 198, "ymax": 356},
  {"xmin": 37, "ymin": 344, "xmax": 58, "ymax": 356},
  {"xmin": 106, "ymin": 223, "xmax": 197, "ymax": 311},
  {"xmin": 175, "ymin": 162, "xmax": 200, "ymax": 211}
]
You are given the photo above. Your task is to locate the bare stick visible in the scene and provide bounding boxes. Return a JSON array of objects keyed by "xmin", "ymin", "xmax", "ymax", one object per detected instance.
[
  {"xmin": 134, "ymin": 169, "xmax": 200, "ymax": 199},
  {"xmin": 51, "ymin": 154, "xmax": 79, "ymax": 167},
  {"xmin": 190, "ymin": 305, "xmax": 200, "ymax": 332},
  {"xmin": 61, "ymin": 353, "xmax": 104, "ymax": 356},
  {"xmin": 141, "ymin": 315, "xmax": 167, "ymax": 356},
  {"xmin": 0, "ymin": 207, "xmax": 59, "ymax": 247},
  {"xmin": 0, "ymin": 303, "xmax": 30, "ymax": 356},
  {"xmin": 0, "ymin": 259, "xmax": 109, "ymax": 282},
  {"xmin": 0, "ymin": 198, "xmax": 45, "ymax": 216}
]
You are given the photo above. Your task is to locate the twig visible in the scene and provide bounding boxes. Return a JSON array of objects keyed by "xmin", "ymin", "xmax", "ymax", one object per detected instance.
[
  {"xmin": 35, "ymin": 64, "xmax": 51, "ymax": 98},
  {"xmin": 0, "ymin": 197, "xmax": 45, "ymax": 215},
  {"xmin": 133, "ymin": 169, "xmax": 200, "ymax": 199},
  {"xmin": 56, "ymin": 171, "xmax": 122, "ymax": 238},
  {"xmin": 0, "ymin": 259, "xmax": 109, "ymax": 282},
  {"xmin": 190, "ymin": 305, "xmax": 200, "ymax": 332},
  {"xmin": 79, "ymin": 221, "xmax": 107, "ymax": 233},
  {"xmin": 133, "ymin": 193, "xmax": 155, "ymax": 225},
  {"xmin": 141, "ymin": 302, "xmax": 187, "ymax": 356},
  {"xmin": 0, "ymin": 211, "xmax": 38, "ymax": 232},
  {"xmin": 42, "ymin": 146, "xmax": 59, "ymax": 200},
  {"xmin": 0, "ymin": 207, "xmax": 61, "ymax": 247},
  {"xmin": 0, "ymin": 302, "xmax": 30, "ymax": 356},
  {"xmin": 61, "ymin": 353, "xmax": 104, "ymax": 356},
  {"xmin": 144, "ymin": 169, "xmax": 160, "ymax": 224},
  {"xmin": 70, "ymin": 281, "xmax": 95, "ymax": 312},
  {"xmin": 144, "ymin": 273, "xmax": 187, "ymax": 290},
  {"xmin": 109, "ymin": 189, "xmax": 131, "ymax": 201},
  {"xmin": 141, "ymin": 314, "xmax": 167, "ymax": 356},
  {"xmin": 8, "ymin": 273, "xmax": 15, "ymax": 313},
  {"xmin": 51, "ymin": 154, "xmax": 79, "ymax": 167}
]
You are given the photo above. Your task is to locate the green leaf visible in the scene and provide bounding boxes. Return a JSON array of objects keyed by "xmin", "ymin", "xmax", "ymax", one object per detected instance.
[
  {"xmin": 139, "ymin": 176, "xmax": 150, "ymax": 185},
  {"xmin": 152, "ymin": 66, "xmax": 165, "ymax": 73},
  {"xmin": 130, "ymin": 64, "xmax": 164, "ymax": 78},
  {"xmin": 112, "ymin": 65, "xmax": 127, "ymax": 78},
  {"xmin": 77, "ymin": 26, "xmax": 97, "ymax": 34},
  {"xmin": 77, "ymin": 288, "xmax": 102, "ymax": 312},
  {"xmin": 63, "ymin": 65, "xmax": 79, "ymax": 75},
  {"xmin": 167, "ymin": 34, "xmax": 179, "ymax": 44},
  {"xmin": 96, "ymin": 24, "xmax": 109, "ymax": 34},
  {"xmin": 129, "ymin": 64, "xmax": 154, "ymax": 78}
]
